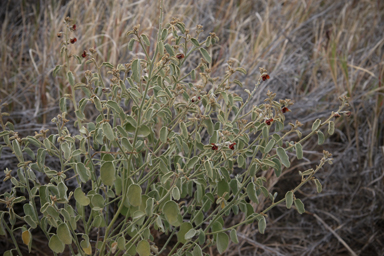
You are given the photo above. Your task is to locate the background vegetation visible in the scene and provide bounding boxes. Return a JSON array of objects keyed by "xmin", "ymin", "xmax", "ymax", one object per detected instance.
[{"xmin": 1, "ymin": 0, "xmax": 383, "ymax": 255}]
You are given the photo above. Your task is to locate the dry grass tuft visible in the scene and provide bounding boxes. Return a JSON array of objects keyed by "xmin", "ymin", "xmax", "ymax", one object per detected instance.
[{"xmin": 1, "ymin": 0, "xmax": 383, "ymax": 255}]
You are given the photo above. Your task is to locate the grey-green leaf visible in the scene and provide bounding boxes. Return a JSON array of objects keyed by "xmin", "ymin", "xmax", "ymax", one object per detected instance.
[
  {"xmin": 163, "ymin": 201, "xmax": 181, "ymax": 227},
  {"xmin": 102, "ymin": 122, "xmax": 115, "ymax": 141},
  {"xmin": 67, "ymin": 71, "xmax": 75, "ymax": 86},
  {"xmin": 258, "ymin": 216, "xmax": 266, "ymax": 234},
  {"xmin": 328, "ymin": 121, "xmax": 335, "ymax": 135},
  {"xmin": 230, "ymin": 229, "xmax": 239, "ymax": 244},
  {"xmin": 127, "ymin": 184, "xmax": 142, "ymax": 207},
  {"xmin": 49, "ymin": 235, "xmax": 65, "ymax": 253},
  {"xmin": 136, "ymin": 240, "xmax": 150, "ymax": 256},
  {"xmin": 294, "ymin": 199, "xmax": 305, "ymax": 214},
  {"xmin": 159, "ymin": 126, "xmax": 168, "ymax": 143},
  {"xmin": 312, "ymin": 119, "xmax": 321, "ymax": 131},
  {"xmin": 216, "ymin": 232, "xmax": 229, "ymax": 254},
  {"xmin": 74, "ymin": 188, "xmax": 90, "ymax": 206},
  {"xmin": 295, "ymin": 143, "xmax": 303, "ymax": 159},
  {"xmin": 100, "ymin": 161, "xmax": 115, "ymax": 186},
  {"xmin": 264, "ymin": 139, "xmax": 275, "ymax": 153},
  {"xmin": 57, "ymin": 223, "xmax": 72, "ymax": 245},
  {"xmin": 164, "ymin": 44, "xmax": 175, "ymax": 56},
  {"xmin": 246, "ymin": 182, "xmax": 259, "ymax": 204},
  {"xmin": 132, "ymin": 59, "xmax": 141, "ymax": 83},
  {"xmin": 199, "ymin": 48, "xmax": 211, "ymax": 63},
  {"xmin": 141, "ymin": 34, "xmax": 150, "ymax": 46},
  {"xmin": 285, "ymin": 191, "xmax": 293, "ymax": 209},
  {"xmin": 190, "ymin": 38, "xmax": 200, "ymax": 47},
  {"xmin": 276, "ymin": 147, "xmax": 290, "ymax": 168},
  {"xmin": 317, "ymin": 130, "xmax": 325, "ymax": 145}
]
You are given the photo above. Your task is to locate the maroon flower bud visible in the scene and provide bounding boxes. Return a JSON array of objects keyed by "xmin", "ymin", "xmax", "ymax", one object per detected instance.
[
  {"xmin": 211, "ymin": 143, "xmax": 218, "ymax": 150},
  {"xmin": 72, "ymin": 24, "xmax": 76, "ymax": 31},
  {"xmin": 81, "ymin": 50, "xmax": 87, "ymax": 58},
  {"xmin": 176, "ymin": 53, "xmax": 185, "ymax": 59},
  {"xmin": 229, "ymin": 142, "xmax": 236, "ymax": 150},
  {"xmin": 281, "ymin": 107, "xmax": 290, "ymax": 113},
  {"xmin": 265, "ymin": 118, "xmax": 273, "ymax": 125},
  {"xmin": 198, "ymin": 96, "xmax": 201, "ymax": 100},
  {"xmin": 261, "ymin": 73, "xmax": 270, "ymax": 81},
  {"xmin": 334, "ymin": 112, "xmax": 341, "ymax": 118},
  {"xmin": 70, "ymin": 38, "xmax": 77, "ymax": 44}
]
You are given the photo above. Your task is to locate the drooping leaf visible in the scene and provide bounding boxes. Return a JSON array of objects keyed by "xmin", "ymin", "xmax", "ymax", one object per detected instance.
[
  {"xmin": 246, "ymin": 182, "xmax": 259, "ymax": 204},
  {"xmin": 216, "ymin": 232, "xmax": 229, "ymax": 254},
  {"xmin": 132, "ymin": 59, "xmax": 141, "ymax": 83},
  {"xmin": 276, "ymin": 147, "xmax": 290, "ymax": 168},
  {"xmin": 57, "ymin": 223, "xmax": 72, "ymax": 244},
  {"xmin": 230, "ymin": 229, "xmax": 239, "ymax": 244},
  {"xmin": 295, "ymin": 143, "xmax": 303, "ymax": 159},
  {"xmin": 199, "ymin": 48, "xmax": 211, "ymax": 63},
  {"xmin": 159, "ymin": 126, "xmax": 168, "ymax": 143},
  {"xmin": 312, "ymin": 119, "xmax": 321, "ymax": 131},
  {"xmin": 328, "ymin": 121, "xmax": 335, "ymax": 135},
  {"xmin": 317, "ymin": 130, "xmax": 325, "ymax": 145},
  {"xmin": 285, "ymin": 191, "xmax": 293, "ymax": 209},
  {"xmin": 294, "ymin": 199, "xmax": 305, "ymax": 214},
  {"xmin": 258, "ymin": 216, "xmax": 266, "ymax": 234},
  {"xmin": 177, "ymin": 222, "xmax": 193, "ymax": 244},
  {"xmin": 102, "ymin": 122, "xmax": 115, "ymax": 141}
]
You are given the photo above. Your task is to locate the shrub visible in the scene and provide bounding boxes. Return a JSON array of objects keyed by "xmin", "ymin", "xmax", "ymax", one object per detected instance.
[{"xmin": 0, "ymin": 2, "xmax": 350, "ymax": 255}]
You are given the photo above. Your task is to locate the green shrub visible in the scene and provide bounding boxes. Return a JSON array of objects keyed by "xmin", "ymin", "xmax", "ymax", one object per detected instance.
[{"xmin": 0, "ymin": 2, "xmax": 350, "ymax": 255}]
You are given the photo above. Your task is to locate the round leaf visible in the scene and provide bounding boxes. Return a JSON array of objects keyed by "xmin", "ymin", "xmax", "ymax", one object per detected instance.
[
  {"xmin": 49, "ymin": 235, "xmax": 65, "ymax": 253},
  {"xmin": 136, "ymin": 240, "xmax": 150, "ymax": 256},
  {"xmin": 57, "ymin": 223, "xmax": 72, "ymax": 244},
  {"xmin": 74, "ymin": 188, "xmax": 90, "ymax": 206},
  {"xmin": 127, "ymin": 184, "xmax": 142, "ymax": 207},
  {"xmin": 100, "ymin": 161, "xmax": 115, "ymax": 186},
  {"xmin": 163, "ymin": 201, "xmax": 181, "ymax": 226}
]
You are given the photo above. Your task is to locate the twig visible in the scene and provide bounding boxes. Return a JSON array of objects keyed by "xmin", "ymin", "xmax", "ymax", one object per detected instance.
[
  {"xmin": 237, "ymin": 232, "xmax": 285, "ymax": 256},
  {"xmin": 312, "ymin": 213, "xmax": 357, "ymax": 256}
]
